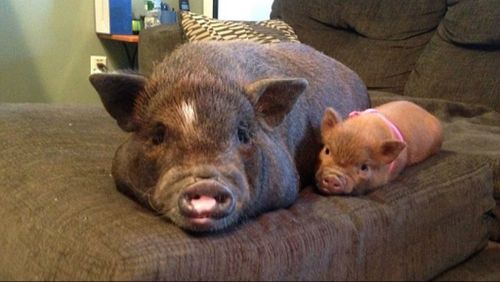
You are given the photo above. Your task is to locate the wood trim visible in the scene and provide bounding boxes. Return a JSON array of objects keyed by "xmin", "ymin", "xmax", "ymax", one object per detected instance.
[{"xmin": 97, "ymin": 33, "xmax": 139, "ymax": 43}]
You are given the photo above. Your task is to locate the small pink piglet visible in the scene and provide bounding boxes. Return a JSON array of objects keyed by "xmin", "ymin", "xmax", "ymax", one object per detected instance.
[{"xmin": 316, "ymin": 100, "xmax": 443, "ymax": 195}]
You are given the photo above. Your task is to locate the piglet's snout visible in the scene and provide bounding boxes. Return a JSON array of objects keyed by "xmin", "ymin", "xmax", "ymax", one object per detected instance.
[
  {"xmin": 319, "ymin": 173, "xmax": 347, "ymax": 194},
  {"xmin": 178, "ymin": 180, "xmax": 235, "ymax": 219}
]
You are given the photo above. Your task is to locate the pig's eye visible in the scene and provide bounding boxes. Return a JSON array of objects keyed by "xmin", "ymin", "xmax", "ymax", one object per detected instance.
[
  {"xmin": 360, "ymin": 164, "xmax": 369, "ymax": 172},
  {"xmin": 324, "ymin": 147, "xmax": 330, "ymax": 155},
  {"xmin": 237, "ymin": 121, "xmax": 250, "ymax": 144},
  {"xmin": 151, "ymin": 123, "xmax": 166, "ymax": 145}
]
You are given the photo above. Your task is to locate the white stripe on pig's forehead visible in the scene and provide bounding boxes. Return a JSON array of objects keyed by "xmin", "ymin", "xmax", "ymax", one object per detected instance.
[{"xmin": 179, "ymin": 100, "xmax": 197, "ymax": 134}]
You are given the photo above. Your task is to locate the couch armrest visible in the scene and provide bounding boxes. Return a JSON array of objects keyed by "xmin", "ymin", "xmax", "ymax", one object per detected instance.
[{"xmin": 138, "ymin": 24, "xmax": 185, "ymax": 76}]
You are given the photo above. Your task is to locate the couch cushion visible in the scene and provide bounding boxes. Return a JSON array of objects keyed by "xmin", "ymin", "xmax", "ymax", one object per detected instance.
[
  {"xmin": 440, "ymin": 0, "xmax": 500, "ymax": 47},
  {"xmin": 433, "ymin": 241, "xmax": 500, "ymax": 281},
  {"xmin": 404, "ymin": 0, "xmax": 500, "ymax": 111},
  {"xmin": 180, "ymin": 11, "xmax": 299, "ymax": 43},
  {"xmin": 0, "ymin": 103, "xmax": 496, "ymax": 280},
  {"xmin": 305, "ymin": 0, "xmax": 444, "ymax": 40},
  {"xmin": 271, "ymin": 0, "xmax": 446, "ymax": 94}
]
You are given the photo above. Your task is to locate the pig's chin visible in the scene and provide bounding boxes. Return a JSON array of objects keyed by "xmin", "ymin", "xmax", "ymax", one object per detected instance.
[{"xmin": 167, "ymin": 210, "xmax": 240, "ymax": 233}]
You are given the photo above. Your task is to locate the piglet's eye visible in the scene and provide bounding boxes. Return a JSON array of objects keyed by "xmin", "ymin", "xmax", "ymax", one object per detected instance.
[
  {"xmin": 324, "ymin": 147, "xmax": 330, "ymax": 155},
  {"xmin": 152, "ymin": 123, "xmax": 166, "ymax": 145},
  {"xmin": 360, "ymin": 164, "xmax": 369, "ymax": 171}
]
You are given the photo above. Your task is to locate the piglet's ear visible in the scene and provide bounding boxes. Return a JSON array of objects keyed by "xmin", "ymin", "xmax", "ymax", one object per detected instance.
[
  {"xmin": 245, "ymin": 78, "xmax": 308, "ymax": 128},
  {"xmin": 89, "ymin": 73, "xmax": 146, "ymax": 132},
  {"xmin": 376, "ymin": 140, "xmax": 406, "ymax": 164},
  {"xmin": 321, "ymin": 107, "xmax": 342, "ymax": 138}
]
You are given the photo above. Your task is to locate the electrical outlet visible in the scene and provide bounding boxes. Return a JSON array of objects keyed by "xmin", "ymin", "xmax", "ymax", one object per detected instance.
[{"xmin": 90, "ymin": 56, "xmax": 107, "ymax": 74}]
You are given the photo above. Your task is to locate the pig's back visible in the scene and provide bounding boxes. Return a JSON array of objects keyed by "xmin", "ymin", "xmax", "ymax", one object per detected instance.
[
  {"xmin": 163, "ymin": 41, "xmax": 368, "ymax": 119},
  {"xmin": 160, "ymin": 41, "xmax": 369, "ymax": 184}
]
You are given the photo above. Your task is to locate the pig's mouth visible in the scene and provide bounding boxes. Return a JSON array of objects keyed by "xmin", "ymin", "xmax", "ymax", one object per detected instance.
[{"xmin": 181, "ymin": 215, "xmax": 236, "ymax": 232}]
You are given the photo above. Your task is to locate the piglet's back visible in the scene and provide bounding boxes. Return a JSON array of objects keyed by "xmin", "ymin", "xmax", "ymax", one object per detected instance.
[{"xmin": 377, "ymin": 101, "xmax": 443, "ymax": 165}]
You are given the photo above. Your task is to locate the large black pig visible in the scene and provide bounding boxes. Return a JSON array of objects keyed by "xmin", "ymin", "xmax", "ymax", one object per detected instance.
[{"xmin": 90, "ymin": 41, "xmax": 369, "ymax": 232}]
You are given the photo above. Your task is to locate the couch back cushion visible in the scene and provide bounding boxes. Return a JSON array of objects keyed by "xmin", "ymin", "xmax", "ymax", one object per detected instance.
[
  {"xmin": 271, "ymin": 0, "xmax": 446, "ymax": 94},
  {"xmin": 404, "ymin": 0, "xmax": 500, "ymax": 111}
]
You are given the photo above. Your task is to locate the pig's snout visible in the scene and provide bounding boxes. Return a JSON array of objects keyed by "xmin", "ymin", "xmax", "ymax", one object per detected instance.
[
  {"xmin": 178, "ymin": 180, "xmax": 236, "ymax": 220},
  {"xmin": 322, "ymin": 175, "xmax": 344, "ymax": 190},
  {"xmin": 318, "ymin": 173, "xmax": 348, "ymax": 195}
]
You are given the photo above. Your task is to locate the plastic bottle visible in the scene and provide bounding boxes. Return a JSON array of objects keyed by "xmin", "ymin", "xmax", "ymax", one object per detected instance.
[{"xmin": 144, "ymin": 0, "xmax": 161, "ymax": 29}]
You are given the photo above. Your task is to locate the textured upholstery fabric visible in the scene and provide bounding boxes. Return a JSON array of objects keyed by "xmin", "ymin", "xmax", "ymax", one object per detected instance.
[
  {"xmin": 433, "ymin": 242, "xmax": 500, "ymax": 281},
  {"xmin": 404, "ymin": 0, "xmax": 500, "ymax": 111},
  {"xmin": 304, "ymin": 0, "xmax": 444, "ymax": 40},
  {"xmin": 270, "ymin": 0, "xmax": 446, "ymax": 94},
  {"xmin": 439, "ymin": 0, "xmax": 500, "ymax": 46},
  {"xmin": 0, "ymin": 102, "xmax": 497, "ymax": 280},
  {"xmin": 180, "ymin": 11, "xmax": 299, "ymax": 43}
]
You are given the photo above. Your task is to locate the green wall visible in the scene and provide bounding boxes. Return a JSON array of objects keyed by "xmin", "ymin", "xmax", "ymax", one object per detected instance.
[
  {"xmin": 0, "ymin": 0, "xmax": 204, "ymax": 104},
  {"xmin": 0, "ymin": 1, "xmax": 130, "ymax": 103}
]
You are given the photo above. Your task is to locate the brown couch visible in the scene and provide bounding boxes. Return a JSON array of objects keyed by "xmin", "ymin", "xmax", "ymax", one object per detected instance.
[{"xmin": 1, "ymin": 0, "xmax": 499, "ymax": 280}]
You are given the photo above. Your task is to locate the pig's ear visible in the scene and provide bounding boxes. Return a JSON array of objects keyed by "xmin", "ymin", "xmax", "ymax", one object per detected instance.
[
  {"xmin": 375, "ymin": 140, "xmax": 406, "ymax": 164},
  {"xmin": 321, "ymin": 107, "xmax": 342, "ymax": 135},
  {"xmin": 245, "ymin": 78, "xmax": 308, "ymax": 127},
  {"xmin": 89, "ymin": 73, "xmax": 146, "ymax": 132}
]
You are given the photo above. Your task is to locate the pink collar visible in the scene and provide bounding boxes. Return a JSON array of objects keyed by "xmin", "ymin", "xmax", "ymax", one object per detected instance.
[{"xmin": 349, "ymin": 109, "xmax": 405, "ymax": 173}]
